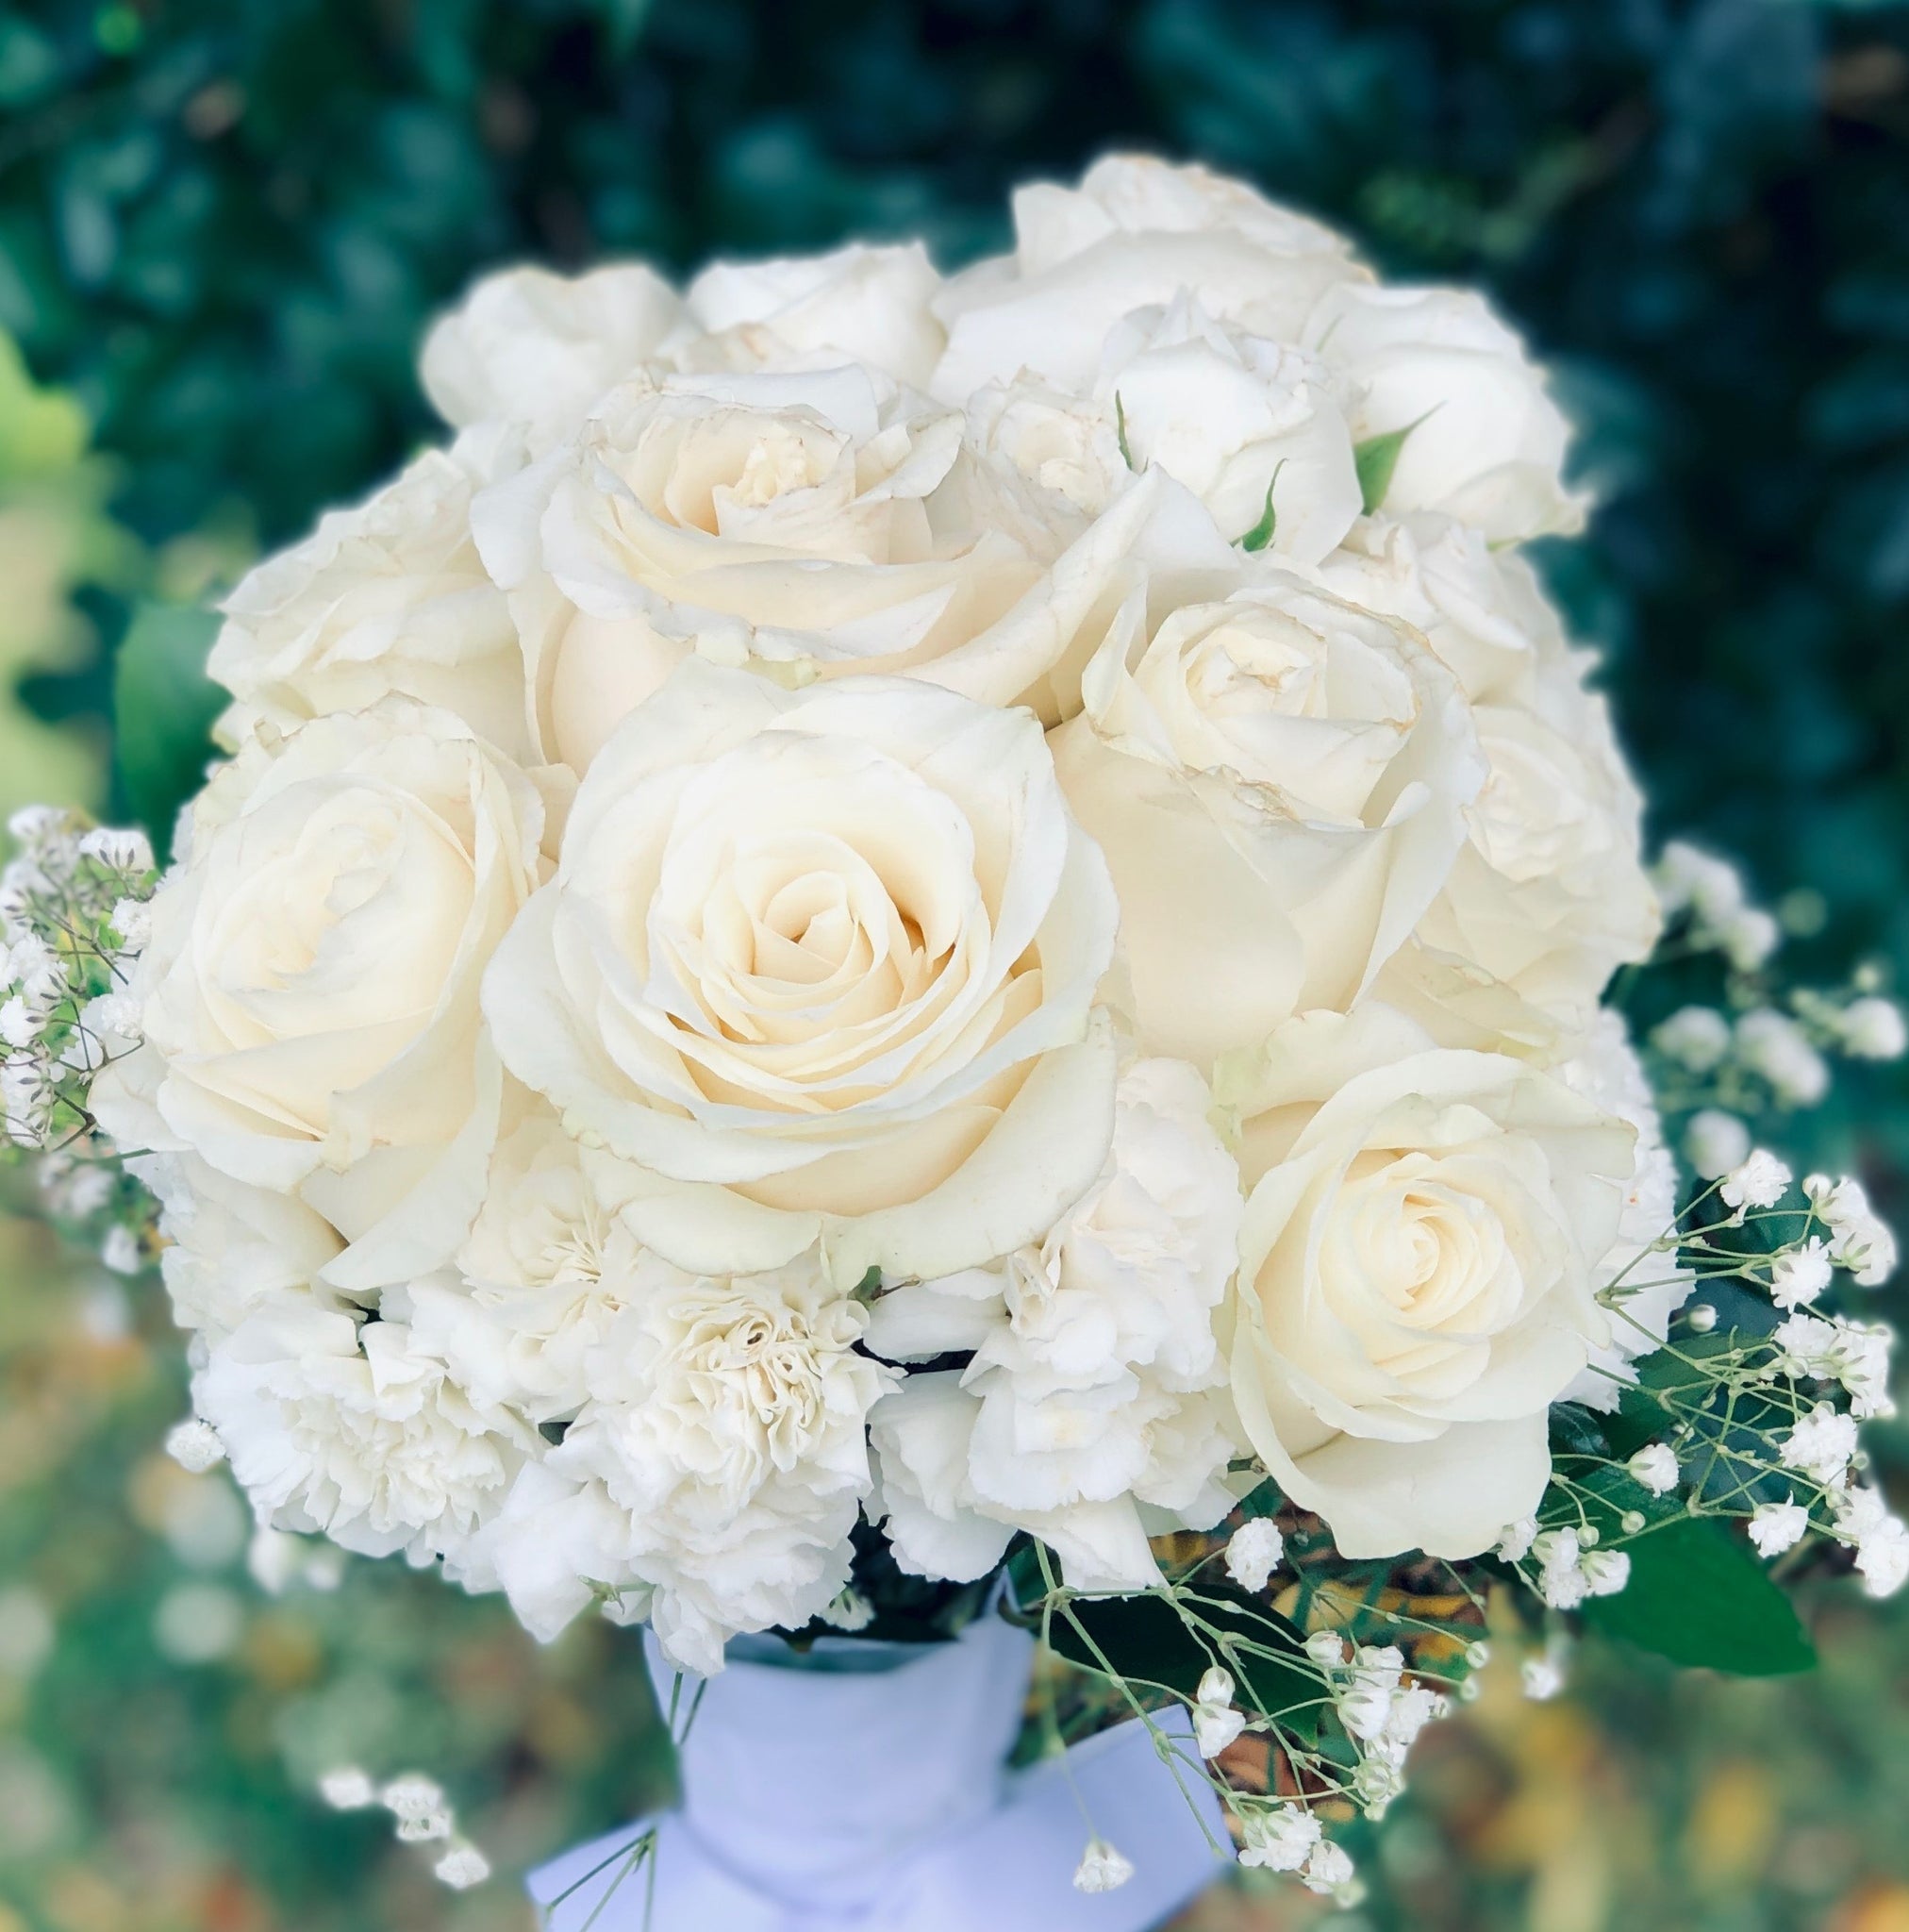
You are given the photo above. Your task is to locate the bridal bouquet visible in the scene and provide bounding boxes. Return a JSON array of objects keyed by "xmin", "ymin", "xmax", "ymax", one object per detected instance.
[{"xmin": 5, "ymin": 155, "xmax": 1903, "ymax": 1905}]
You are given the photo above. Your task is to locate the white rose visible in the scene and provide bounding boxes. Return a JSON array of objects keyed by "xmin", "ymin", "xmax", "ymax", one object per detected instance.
[
  {"xmin": 128, "ymin": 1150, "xmax": 345, "ymax": 1346},
  {"xmin": 1412, "ymin": 677, "xmax": 1658, "ymax": 1039},
  {"xmin": 965, "ymin": 378, "xmax": 1131, "ymax": 521},
  {"xmin": 1218, "ymin": 1005, "xmax": 1634, "ymax": 1557},
  {"xmin": 1556, "ymin": 1009, "xmax": 1690, "ymax": 1409},
  {"xmin": 405, "ymin": 1108, "xmax": 653, "ymax": 1424},
  {"xmin": 1313, "ymin": 512, "xmax": 1570, "ymax": 706},
  {"xmin": 968, "ymin": 297, "xmax": 1361, "ymax": 563},
  {"xmin": 1303, "ymin": 284, "xmax": 1586, "ymax": 543},
  {"xmin": 208, "ymin": 433, "xmax": 533, "ymax": 760},
  {"xmin": 683, "ymin": 242, "xmax": 946, "ymax": 390},
  {"xmin": 473, "ymin": 366, "xmax": 1160, "ymax": 769},
  {"xmin": 1050, "ymin": 570, "xmax": 1485, "ymax": 1067},
  {"xmin": 932, "ymin": 154, "xmax": 1365, "ymax": 402},
  {"xmin": 868, "ymin": 1058, "xmax": 1243, "ymax": 1592},
  {"xmin": 195, "ymin": 1286, "xmax": 533, "ymax": 1562},
  {"xmin": 476, "ymin": 1260, "xmax": 895, "ymax": 1671},
  {"xmin": 1104, "ymin": 300, "xmax": 1361, "ymax": 559},
  {"xmin": 92, "ymin": 702, "xmax": 548, "ymax": 1291},
  {"xmin": 420, "ymin": 261, "xmax": 689, "ymax": 441},
  {"xmin": 483, "ymin": 661, "xmax": 1120, "ymax": 1289}
]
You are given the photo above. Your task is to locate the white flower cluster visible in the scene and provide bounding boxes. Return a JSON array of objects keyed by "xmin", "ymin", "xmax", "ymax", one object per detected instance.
[
  {"xmin": 1648, "ymin": 846, "xmax": 1907, "ymax": 1173},
  {"xmin": 10, "ymin": 154, "xmax": 1901, "ymax": 1896},
  {"xmin": 1, "ymin": 807, "xmax": 154, "ymax": 1155},
  {"xmin": 1307, "ymin": 1633, "xmax": 1450, "ymax": 1816},
  {"xmin": 318, "ymin": 1765, "xmax": 490, "ymax": 1890}
]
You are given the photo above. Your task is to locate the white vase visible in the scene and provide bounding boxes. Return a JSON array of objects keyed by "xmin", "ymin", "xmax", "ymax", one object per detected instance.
[{"xmin": 528, "ymin": 1613, "xmax": 1229, "ymax": 1930}]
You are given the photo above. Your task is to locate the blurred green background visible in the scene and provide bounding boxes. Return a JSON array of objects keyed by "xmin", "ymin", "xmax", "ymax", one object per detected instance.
[{"xmin": 3, "ymin": 2, "xmax": 1909, "ymax": 1927}]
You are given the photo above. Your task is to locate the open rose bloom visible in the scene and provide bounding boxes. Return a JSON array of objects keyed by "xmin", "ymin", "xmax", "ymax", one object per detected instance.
[{"xmin": 25, "ymin": 154, "xmax": 1897, "ymax": 1907}]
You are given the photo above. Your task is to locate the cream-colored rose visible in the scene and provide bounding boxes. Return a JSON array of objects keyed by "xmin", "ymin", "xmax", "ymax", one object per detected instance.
[
  {"xmin": 967, "ymin": 297, "xmax": 1361, "ymax": 563},
  {"xmin": 1303, "ymin": 284, "xmax": 1586, "ymax": 543},
  {"xmin": 965, "ymin": 377, "xmax": 1131, "ymax": 521},
  {"xmin": 683, "ymin": 242, "xmax": 946, "ymax": 391},
  {"xmin": 208, "ymin": 431, "xmax": 533, "ymax": 760},
  {"xmin": 473, "ymin": 366, "xmax": 1162, "ymax": 769},
  {"xmin": 1413, "ymin": 676, "xmax": 1658, "ymax": 1039},
  {"xmin": 1104, "ymin": 301, "xmax": 1361, "ymax": 560},
  {"xmin": 1313, "ymin": 511, "xmax": 1571, "ymax": 706},
  {"xmin": 92, "ymin": 701, "xmax": 548, "ymax": 1290},
  {"xmin": 1218, "ymin": 1005, "xmax": 1634, "ymax": 1557},
  {"xmin": 932, "ymin": 154, "xmax": 1366, "ymax": 402},
  {"xmin": 1313, "ymin": 514, "xmax": 1656, "ymax": 1048},
  {"xmin": 420, "ymin": 261, "xmax": 689, "ymax": 441},
  {"xmin": 482, "ymin": 661, "xmax": 1120, "ymax": 1288},
  {"xmin": 1049, "ymin": 570, "xmax": 1485, "ymax": 1067}
]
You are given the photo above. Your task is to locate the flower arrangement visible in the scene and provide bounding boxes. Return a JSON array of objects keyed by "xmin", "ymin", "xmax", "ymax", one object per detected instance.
[{"xmin": 3, "ymin": 155, "xmax": 1901, "ymax": 1910}]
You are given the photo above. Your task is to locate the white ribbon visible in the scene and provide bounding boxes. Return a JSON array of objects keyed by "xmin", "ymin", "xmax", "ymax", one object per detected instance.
[{"xmin": 528, "ymin": 1614, "xmax": 1229, "ymax": 1930}]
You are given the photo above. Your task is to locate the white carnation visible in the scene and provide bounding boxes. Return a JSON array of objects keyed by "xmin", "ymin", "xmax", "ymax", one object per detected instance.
[
  {"xmin": 195, "ymin": 1290, "xmax": 532, "ymax": 1563},
  {"xmin": 405, "ymin": 1114, "xmax": 651, "ymax": 1424},
  {"xmin": 868, "ymin": 1059, "xmax": 1242, "ymax": 1593},
  {"xmin": 479, "ymin": 1259, "xmax": 894, "ymax": 1674},
  {"xmin": 127, "ymin": 1153, "xmax": 347, "ymax": 1345}
]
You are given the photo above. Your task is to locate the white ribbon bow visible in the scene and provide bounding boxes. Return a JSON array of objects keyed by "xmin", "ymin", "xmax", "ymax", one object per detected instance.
[{"xmin": 529, "ymin": 1615, "xmax": 1227, "ymax": 1931}]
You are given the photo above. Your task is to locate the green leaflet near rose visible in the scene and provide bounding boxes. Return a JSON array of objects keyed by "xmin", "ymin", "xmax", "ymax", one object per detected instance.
[{"xmin": 1353, "ymin": 416, "xmax": 1433, "ymax": 516}]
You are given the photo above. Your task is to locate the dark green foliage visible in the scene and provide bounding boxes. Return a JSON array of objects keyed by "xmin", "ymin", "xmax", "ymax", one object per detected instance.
[
  {"xmin": 1585, "ymin": 1518, "xmax": 1818, "ymax": 1676},
  {"xmin": 1040, "ymin": 1577, "xmax": 1320, "ymax": 1727}
]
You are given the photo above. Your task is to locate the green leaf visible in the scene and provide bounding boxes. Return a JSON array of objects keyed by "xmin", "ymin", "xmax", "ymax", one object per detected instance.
[
  {"xmin": 1549, "ymin": 1401, "xmax": 1613, "ymax": 1460},
  {"xmin": 113, "ymin": 602, "xmax": 224, "ymax": 859},
  {"xmin": 1353, "ymin": 413, "xmax": 1433, "ymax": 515},
  {"xmin": 1602, "ymin": 1307, "xmax": 1780, "ymax": 1457},
  {"xmin": 1049, "ymin": 1585, "xmax": 1320, "ymax": 1731},
  {"xmin": 1583, "ymin": 1518, "xmax": 1816, "ymax": 1676},
  {"xmin": 1237, "ymin": 460, "xmax": 1286, "ymax": 552},
  {"xmin": 1114, "ymin": 391, "xmax": 1135, "ymax": 472}
]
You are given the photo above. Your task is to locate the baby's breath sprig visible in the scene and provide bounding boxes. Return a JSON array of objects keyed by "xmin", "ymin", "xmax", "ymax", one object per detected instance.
[
  {"xmin": 318, "ymin": 1765, "xmax": 492, "ymax": 1890},
  {"xmin": 1006, "ymin": 1509, "xmax": 1497, "ymax": 1908},
  {"xmin": 1642, "ymin": 842, "xmax": 1907, "ymax": 1154},
  {"xmin": 1, "ymin": 807, "xmax": 162, "ymax": 1271},
  {"xmin": 1501, "ymin": 1155, "xmax": 1906, "ymax": 1654}
]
